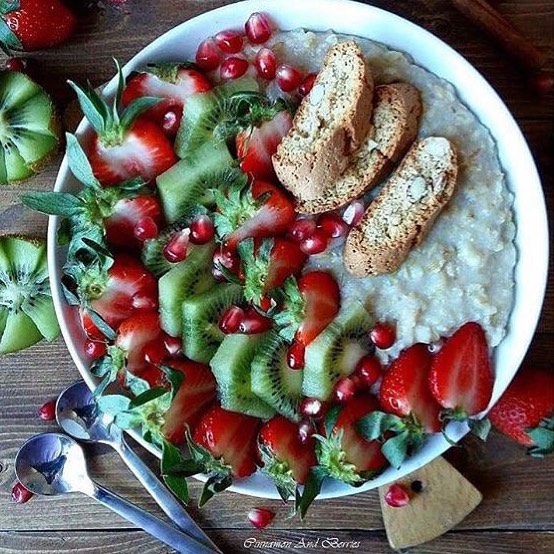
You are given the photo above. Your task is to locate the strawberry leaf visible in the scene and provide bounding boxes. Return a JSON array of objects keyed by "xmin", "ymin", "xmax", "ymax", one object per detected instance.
[
  {"xmin": 0, "ymin": 17, "xmax": 23, "ymax": 53},
  {"xmin": 160, "ymin": 364, "xmax": 185, "ymax": 400},
  {"xmin": 274, "ymin": 277, "xmax": 305, "ymax": 343},
  {"xmin": 161, "ymin": 439, "xmax": 193, "ymax": 504},
  {"xmin": 199, "ymin": 473, "xmax": 233, "ymax": 508},
  {"xmin": 527, "ymin": 416, "xmax": 554, "ymax": 457},
  {"xmin": 68, "ymin": 80, "xmax": 110, "ymax": 137},
  {"xmin": 295, "ymin": 465, "xmax": 328, "ymax": 519},
  {"xmin": 468, "ymin": 417, "xmax": 491, "ymax": 441},
  {"xmin": 356, "ymin": 411, "xmax": 405, "ymax": 440},
  {"xmin": 258, "ymin": 443, "xmax": 296, "ymax": 502},
  {"xmin": 124, "ymin": 371, "xmax": 151, "ymax": 397},
  {"xmin": 97, "ymin": 394, "xmax": 131, "ymax": 415},
  {"xmin": 239, "ymin": 237, "xmax": 274, "ymax": 304},
  {"xmin": 119, "ymin": 96, "xmax": 162, "ymax": 130},
  {"xmin": 129, "ymin": 386, "xmax": 167, "ymax": 409},
  {"xmin": 20, "ymin": 191, "xmax": 83, "ymax": 218},
  {"xmin": 65, "ymin": 133, "xmax": 101, "ymax": 189}
]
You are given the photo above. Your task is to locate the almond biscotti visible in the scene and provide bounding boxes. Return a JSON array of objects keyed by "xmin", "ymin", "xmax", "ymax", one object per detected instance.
[
  {"xmin": 272, "ymin": 41, "xmax": 374, "ymax": 202},
  {"xmin": 344, "ymin": 137, "xmax": 458, "ymax": 277}
]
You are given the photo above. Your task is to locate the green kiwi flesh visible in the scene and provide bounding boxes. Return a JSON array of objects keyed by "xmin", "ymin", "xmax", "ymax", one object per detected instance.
[
  {"xmin": 181, "ymin": 283, "xmax": 244, "ymax": 363},
  {"xmin": 0, "ymin": 235, "xmax": 59, "ymax": 354},
  {"xmin": 210, "ymin": 333, "xmax": 275, "ymax": 419},
  {"xmin": 251, "ymin": 331, "xmax": 304, "ymax": 422},
  {"xmin": 303, "ymin": 301, "xmax": 373, "ymax": 400}
]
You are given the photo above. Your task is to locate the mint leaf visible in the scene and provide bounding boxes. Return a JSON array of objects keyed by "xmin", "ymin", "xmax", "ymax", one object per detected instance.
[
  {"xmin": 357, "ymin": 411, "xmax": 404, "ymax": 441},
  {"xmin": 295, "ymin": 466, "xmax": 328, "ymax": 519},
  {"xmin": 97, "ymin": 394, "xmax": 131, "ymax": 415},
  {"xmin": 65, "ymin": 133, "xmax": 101, "ymax": 188},
  {"xmin": 21, "ymin": 192, "xmax": 82, "ymax": 217}
]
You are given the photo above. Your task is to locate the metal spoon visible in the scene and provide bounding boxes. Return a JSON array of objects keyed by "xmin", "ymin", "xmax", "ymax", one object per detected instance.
[
  {"xmin": 15, "ymin": 433, "xmax": 215, "ymax": 554},
  {"xmin": 55, "ymin": 381, "xmax": 219, "ymax": 553}
]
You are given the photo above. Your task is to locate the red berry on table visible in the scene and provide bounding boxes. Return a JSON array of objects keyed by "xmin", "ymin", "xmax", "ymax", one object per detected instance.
[
  {"xmin": 84, "ymin": 339, "xmax": 107, "ymax": 359},
  {"xmin": 299, "ymin": 72, "xmax": 318, "ymax": 96},
  {"xmin": 287, "ymin": 341, "xmax": 305, "ymax": 370},
  {"xmin": 190, "ymin": 215, "xmax": 215, "ymax": 245},
  {"xmin": 11, "ymin": 482, "xmax": 33, "ymax": 504},
  {"xmin": 370, "ymin": 322, "xmax": 396, "ymax": 349},
  {"xmin": 220, "ymin": 57, "xmax": 249, "ymax": 80},
  {"xmin": 355, "ymin": 355, "xmax": 382, "ymax": 387},
  {"xmin": 219, "ymin": 305, "xmax": 245, "ymax": 334},
  {"xmin": 300, "ymin": 229, "xmax": 329, "ymax": 255},
  {"xmin": 163, "ymin": 229, "xmax": 190, "ymax": 263},
  {"xmin": 214, "ymin": 29, "xmax": 244, "ymax": 54},
  {"xmin": 38, "ymin": 399, "xmax": 56, "ymax": 421},
  {"xmin": 289, "ymin": 217, "xmax": 316, "ymax": 242},
  {"xmin": 385, "ymin": 484, "xmax": 411, "ymax": 508},
  {"xmin": 195, "ymin": 38, "xmax": 221, "ymax": 71},
  {"xmin": 254, "ymin": 47, "xmax": 277, "ymax": 79},
  {"xmin": 300, "ymin": 397, "xmax": 327, "ymax": 419},
  {"xmin": 248, "ymin": 507, "xmax": 275, "ymax": 529},
  {"xmin": 317, "ymin": 212, "xmax": 349, "ymax": 239},
  {"xmin": 275, "ymin": 64, "xmax": 303, "ymax": 92},
  {"xmin": 342, "ymin": 200, "xmax": 365, "ymax": 226},
  {"xmin": 134, "ymin": 217, "xmax": 159, "ymax": 241},
  {"xmin": 245, "ymin": 12, "xmax": 273, "ymax": 44}
]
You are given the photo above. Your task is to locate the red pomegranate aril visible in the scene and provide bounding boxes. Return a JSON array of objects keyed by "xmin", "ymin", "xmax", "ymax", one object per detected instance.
[
  {"xmin": 258, "ymin": 295, "xmax": 273, "ymax": 312},
  {"xmin": 238, "ymin": 310, "xmax": 272, "ymax": 334},
  {"xmin": 317, "ymin": 213, "xmax": 349, "ymax": 239},
  {"xmin": 85, "ymin": 339, "xmax": 107, "ymax": 359},
  {"xmin": 11, "ymin": 482, "xmax": 33, "ymax": 504},
  {"xmin": 245, "ymin": 12, "xmax": 272, "ymax": 44},
  {"xmin": 164, "ymin": 335, "xmax": 183, "ymax": 356},
  {"xmin": 195, "ymin": 38, "xmax": 221, "ymax": 71},
  {"xmin": 220, "ymin": 57, "xmax": 249, "ymax": 80},
  {"xmin": 254, "ymin": 47, "xmax": 276, "ymax": 80},
  {"xmin": 530, "ymin": 71, "xmax": 554, "ymax": 96},
  {"xmin": 343, "ymin": 200, "xmax": 365, "ymax": 226},
  {"xmin": 38, "ymin": 399, "xmax": 56, "ymax": 421},
  {"xmin": 214, "ymin": 29, "xmax": 244, "ymax": 54},
  {"xmin": 143, "ymin": 341, "xmax": 166, "ymax": 365},
  {"xmin": 131, "ymin": 293, "xmax": 157, "ymax": 311},
  {"xmin": 134, "ymin": 217, "xmax": 159, "ymax": 241},
  {"xmin": 219, "ymin": 305, "xmax": 245, "ymax": 334},
  {"xmin": 190, "ymin": 215, "xmax": 215, "ymax": 245},
  {"xmin": 287, "ymin": 341, "xmax": 305, "ymax": 370},
  {"xmin": 163, "ymin": 229, "xmax": 190, "ymax": 263},
  {"xmin": 162, "ymin": 110, "xmax": 180, "ymax": 136},
  {"xmin": 385, "ymin": 484, "xmax": 411, "ymax": 508},
  {"xmin": 355, "ymin": 355, "xmax": 382, "ymax": 387},
  {"xmin": 289, "ymin": 217, "xmax": 316, "ymax": 242},
  {"xmin": 248, "ymin": 507, "xmax": 275, "ymax": 529},
  {"xmin": 298, "ymin": 420, "xmax": 315, "ymax": 444},
  {"xmin": 300, "ymin": 397, "xmax": 327, "ymax": 419},
  {"xmin": 6, "ymin": 58, "xmax": 26, "ymax": 73},
  {"xmin": 370, "ymin": 322, "xmax": 396, "ymax": 350},
  {"xmin": 275, "ymin": 64, "xmax": 303, "ymax": 92},
  {"xmin": 333, "ymin": 376, "xmax": 360, "ymax": 403},
  {"xmin": 299, "ymin": 72, "xmax": 317, "ymax": 96},
  {"xmin": 300, "ymin": 229, "xmax": 328, "ymax": 255}
]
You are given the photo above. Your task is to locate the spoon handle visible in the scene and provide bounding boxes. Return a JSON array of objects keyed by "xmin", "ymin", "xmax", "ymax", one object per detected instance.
[
  {"xmin": 89, "ymin": 482, "xmax": 217, "ymax": 554},
  {"xmin": 116, "ymin": 438, "xmax": 220, "ymax": 553}
]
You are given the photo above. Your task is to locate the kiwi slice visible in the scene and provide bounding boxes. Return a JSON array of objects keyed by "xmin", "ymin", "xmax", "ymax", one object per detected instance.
[
  {"xmin": 251, "ymin": 331, "xmax": 304, "ymax": 422},
  {"xmin": 0, "ymin": 71, "xmax": 60, "ymax": 185},
  {"xmin": 181, "ymin": 283, "xmax": 244, "ymax": 363},
  {"xmin": 159, "ymin": 242, "xmax": 216, "ymax": 337},
  {"xmin": 210, "ymin": 333, "xmax": 276, "ymax": 419},
  {"xmin": 303, "ymin": 301, "xmax": 373, "ymax": 400},
  {"xmin": 0, "ymin": 235, "xmax": 59, "ymax": 354},
  {"xmin": 174, "ymin": 76, "xmax": 259, "ymax": 157}
]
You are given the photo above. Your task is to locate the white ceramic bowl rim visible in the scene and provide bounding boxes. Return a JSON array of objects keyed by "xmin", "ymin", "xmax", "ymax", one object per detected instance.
[{"xmin": 48, "ymin": 0, "xmax": 549, "ymax": 500}]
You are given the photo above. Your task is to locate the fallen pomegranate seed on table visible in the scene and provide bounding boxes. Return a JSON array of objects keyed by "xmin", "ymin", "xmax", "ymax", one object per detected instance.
[
  {"xmin": 11, "ymin": 482, "xmax": 33, "ymax": 504},
  {"xmin": 37, "ymin": 399, "xmax": 56, "ymax": 421},
  {"xmin": 248, "ymin": 507, "xmax": 275, "ymax": 529},
  {"xmin": 384, "ymin": 483, "xmax": 411, "ymax": 507}
]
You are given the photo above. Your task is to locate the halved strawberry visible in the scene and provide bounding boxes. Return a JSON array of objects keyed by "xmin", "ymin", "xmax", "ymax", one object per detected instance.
[
  {"xmin": 236, "ymin": 110, "xmax": 293, "ymax": 180},
  {"xmin": 161, "ymin": 360, "xmax": 217, "ymax": 445},
  {"xmin": 259, "ymin": 415, "xmax": 317, "ymax": 500}
]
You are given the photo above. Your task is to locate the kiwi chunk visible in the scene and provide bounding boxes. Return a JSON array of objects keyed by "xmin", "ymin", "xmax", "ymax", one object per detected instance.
[
  {"xmin": 211, "ymin": 333, "xmax": 276, "ymax": 419},
  {"xmin": 0, "ymin": 71, "xmax": 60, "ymax": 185},
  {"xmin": 0, "ymin": 235, "xmax": 59, "ymax": 354},
  {"xmin": 251, "ymin": 331, "xmax": 304, "ymax": 422},
  {"xmin": 159, "ymin": 242, "xmax": 216, "ymax": 337},
  {"xmin": 303, "ymin": 301, "xmax": 373, "ymax": 400},
  {"xmin": 181, "ymin": 283, "xmax": 244, "ymax": 363}
]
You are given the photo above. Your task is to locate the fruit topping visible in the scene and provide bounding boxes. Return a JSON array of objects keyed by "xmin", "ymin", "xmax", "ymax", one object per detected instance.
[
  {"xmin": 195, "ymin": 38, "xmax": 221, "ymax": 71},
  {"xmin": 220, "ymin": 57, "xmax": 249, "ymax": 80},
  {"xmin": 299, "ymin": 72, "xmax": 318, "ymax": 96},
  {"xmin": 189, "ymin": 214, "xmax": 215, "ymax": 245},
  {"xmin": 254, "ymin": 47, "xmax": 277, "ymax": 80},
  {"xmin": 384, "ymin": 483, "xmax": 411, "ymax": 507},
  {"xmin": 370, "ymin": 321, "xmax": 396, "ymax": 350},
  {"xmin": 214, "ymin": 29, "xmax": 245, "ymax": 54},
  {"xmin": 275, "ymin": 64, "xmax": 304, "ymax": 92},
  {"xmin": 355, "ymin": 355, "xmax": 382, "ymax": 388},
  {"xmin": 245, "ymin": 12, "xmax": 273, "ymax": 44}
]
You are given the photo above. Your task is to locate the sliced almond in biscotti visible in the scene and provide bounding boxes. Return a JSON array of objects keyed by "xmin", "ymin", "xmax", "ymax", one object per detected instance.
[
  {"xmin": 272, "ymin": 40, "xmax": 374, "ymax": 202},
  {"xmin": 298, "ymin": 82, "xmax": 422, "ymax": 214},
  {"xmin": 344, "ymin": 137, "xmax": 458, "ymax": 277}
]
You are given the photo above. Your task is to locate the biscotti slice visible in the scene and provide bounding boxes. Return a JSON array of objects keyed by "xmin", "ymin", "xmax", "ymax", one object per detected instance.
[
  {"xmin": 298, "ymin": 83, "xmax": 422, "ymax": 214},
  {"xmin": 344, "ymin": 137, "xmax": 457, "ymax": 277},
  {"xmin": 272, "ymin": 40, "xmax": 373, "ymax": 202}
]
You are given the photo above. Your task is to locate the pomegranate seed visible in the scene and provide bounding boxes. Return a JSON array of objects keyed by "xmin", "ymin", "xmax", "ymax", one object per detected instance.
[
  {"xmin": 287, "ymin": 342, "xmax": 305, "ymax": 370},
  {"xmin": 333, "ymin": 376, "xmax": 360, "ymax": 403},
  {"xmin": 244, "ymin": 12, "xmax": 272, "ymax": 44},
  {"xmin": 248, "ymin": 507, "xmax": 275, "ymax": 529},
  {"xmin": 298, "ymin": 420, "xmax": 315, "ymax": 444},
  {"xmin": 370, "ymin": 322, "xmax": 396, "ymax": 350},
  {"xmin": 163, "ymin": 229, "xmax": 190, "ymax": 263},
  {"xmin": 238, "ymin": 309, "xmax": 272, "ymax": 334},
  {"xmin": 163, "ymin": 334, "xmax": 183, "ymax": 356},
  {"xmin": 300, "ymin": 397, "xmax": 327, "ymax": 419},
  {"xmin": 385, "ymin": 484, "xmax": 411, "ymax": 507},
  {"xmin": 289, "ymin": 218, "xmax": 316, "ymax": 242},
  {"xmin": 220, "ymin": 57, "xmax": 249, "ymax": 80},
  {"xmin": 190, "ymin": 215, "xmax": 215, "ymax": 245},
  {"xmin": 275, "ymin": 64, "xmax": 303, "ymax": 92},
  {"xmin": 85, "ymin": 339, "xmax": 107, "ymax": 359},
  {"xmin": 355, "ymin": 355, "xmax": 382, "ymax": 387},
  {"xmin": 162, "ymin": 110, "xmax": 180, "ymax": 136},
  {"xmin": 134, "ymin": 217, "xmax": 159, "ymax": 241},
  {"xmin": 219, "ymin": 305, "xmax": 245, "ymax": 334},
  {"xmin": 131, "ymin": 293, "xmax": 157, "ymax": 311},
  {"xmin": 254, "ymin": 47, "xmax": 276, "ymax": 80},
  {"xmin": 143, "ymin": 341, "xmax": 166, "ymax": 365},
  {"xmin": 38, "ymin": 399, "xmax": 56, "ymax": 421},
  {"xmin": 214, "ymin": 29, "xmax": 244, "ymax": 54},
  {"xmin": 299, "ymin": 72, "xmax": 317, "ymax": 96},
  {"xmin": 300, "ymin": 229, "xmax": 328, "ymax": 255},
  {"xmin": 258, "ymin": 295, "xmax": 273, "ymax": 312},
  {"xmin": 213, "ymin": 247, "xmax": 241, "ymax": 281},
  {"xmin": 5, "ymin": 58, "xmax": 26, "ymax": 73},
  {"xmin": 11, "ymin": 482, "xmax": 33, "ymax": 504},
  {"xmin": 531, "ymin": 71, "xmax": 554, "ymax": 95},
  {"xmin": 317, "ymin": 213, "xmax": 349, "ymax": 239},
  {"xmin": 342, "ymin": 200, "xmax": 365, "ymax": 226},
  {"xmin": 195, "ymin": 38, "xmax": 221, "ymax": 71}
]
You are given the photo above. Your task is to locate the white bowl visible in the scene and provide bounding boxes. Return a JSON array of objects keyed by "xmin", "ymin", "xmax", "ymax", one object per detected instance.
[{"xmin": 48, "ymin": 0, "xmax": 549, "ymax": 499}]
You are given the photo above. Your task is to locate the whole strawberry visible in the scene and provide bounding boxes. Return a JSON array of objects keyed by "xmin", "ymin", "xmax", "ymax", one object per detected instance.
[
  {"xmin": 0, "ymin": 0, "xmax": 77, "ymax": 52},
  {"xmin": 489, "ymin": 366, "xmax": 554, "ymax": 457}
]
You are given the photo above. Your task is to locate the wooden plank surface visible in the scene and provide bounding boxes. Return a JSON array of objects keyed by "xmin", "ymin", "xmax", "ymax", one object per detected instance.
[{"xmin": 1, "ymin": 0, "xmax": 553, "ymax": 553}]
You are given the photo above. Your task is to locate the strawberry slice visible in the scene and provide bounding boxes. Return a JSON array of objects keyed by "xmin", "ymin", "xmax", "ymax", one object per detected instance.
[
  {"xmin": 259, "ymin": 416, "xmax": 317, "ymax": 500},
  {"xmin": 161, "ymin": 360, "xmax": 217, "ymax": 445},
  {"xmin": 236, "ymin": 110, "xmax": 293, "ymax": 180},
  {"xmin": 380, "ymin": 343, "xmax": 442, "ymax": 434},
  {"xmin": 429, "ymin": 322, "xmax": 494, "ymax": 418}
]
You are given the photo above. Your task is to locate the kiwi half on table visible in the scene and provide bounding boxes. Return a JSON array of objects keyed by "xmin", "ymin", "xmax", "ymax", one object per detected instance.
[
  {"xmin": 0, "ymin": 71, "xmax": 61, "ymax": 185},
  {"xmin": 0, "ymin": 235, "xmax": 59, "ymax": 354}
]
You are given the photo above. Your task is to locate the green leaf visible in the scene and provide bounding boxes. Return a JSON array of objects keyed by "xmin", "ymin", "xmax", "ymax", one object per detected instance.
[
  {"xmin": 357, "ymin": 411, "xmax": 405, "ymax": 441},
  {"xmin": 125, "ymin": 372, "xmax": 151, "ymax": 396},
  {"xmin": 163, "ymin": 474, "xmax": 190, "ymax": 505},
  {"xmin": 468, "ymin": 417, "xmax": 492, "ymax": 441},
  {"xmin": 112, "ymin": 58, "xmax": 125, "ymax": 125},
  {"xmin": 199, "ymin": 474, "xmax": 233, "ymax": 508},
  {"xmin": 65, "ymin": 133, "xmax": 101, "ymax": 189},
  {"xmin": 160, "ymin": 364, "xmax": 185, "ymax": 400},
  {"xmin": 97, "ymin": 394, "xmax": 131, "ymax": 415},
  {"xmin": 381, "ymin": 431, "xmax": 410, "ymax": 469},
  {"xmin": 20, "ymin": 192, "xmax": 83, "ymax": 217},
  {"xmin": 324, "ymin": 405, "xmax": 342, "ymax": 438},
  {"xmin": 120, "ymin": 96, "xmax": 162, "ymax": 130},
  {"xmin": 527, "ymin": 424, "xmax": 554, "ymax": 458},
  {"xmin": 295, "ymin": 466, "xmax": 328, "ymax": 519},
  {"xmin": 87, "ymin": 309, "xmax": 117, "ymax": 341},
  {"xmin": 129, "ymin": 386, "xmax": 167, "ymax": 409},
  {"xmin": 67, "ymin": 81, "xmax": 109, "ymax": 136},
  {"xmin": 0, "ymin": 17, "xmax": 22, "ymax": 52},
  {"xmin": 114, "ymin": 411, "xmax": 143, "ymax": 429},
  {"xmin": 0, "ymin": 1, "xmax": 21, "ymax": 16}
]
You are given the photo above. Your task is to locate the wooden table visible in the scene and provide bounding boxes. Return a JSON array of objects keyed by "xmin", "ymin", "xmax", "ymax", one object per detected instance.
[{"xmin": 1, "ymin": 1, "xmax": 553, "ymax": 552}]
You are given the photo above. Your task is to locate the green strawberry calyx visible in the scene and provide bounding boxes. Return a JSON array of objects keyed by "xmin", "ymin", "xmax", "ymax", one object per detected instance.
[
  {"xmin": 0, "ymin": 2, "xmax": 23, "ymax": 53},
  {"xmin": 527, "ymin": 415, "xmax": 554, "ymax": 458},
  {"xmin": 258, "ymin": 442, "xmax": 297, "ymax": 502}
]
